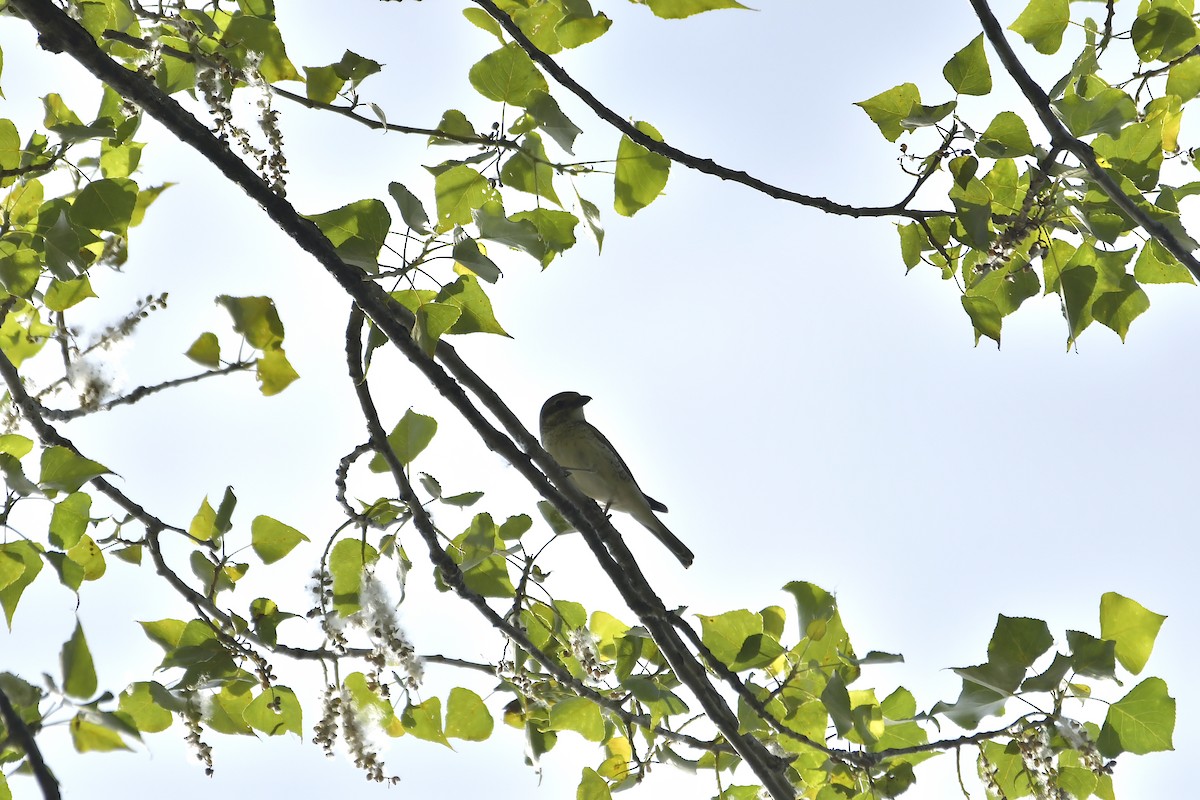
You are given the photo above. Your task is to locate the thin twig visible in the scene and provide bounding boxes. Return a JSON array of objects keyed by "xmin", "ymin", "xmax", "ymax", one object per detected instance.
[
  {"xmin": 41, "ymin": 361, "xmax": 254, "ymax": 420},
  {"xmin": 0, "ymin": 685, "xmax": 61, "ymax": 800}
]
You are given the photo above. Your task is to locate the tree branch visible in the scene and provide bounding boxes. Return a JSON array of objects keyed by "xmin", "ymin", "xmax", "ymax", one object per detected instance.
[
  {"xmin": 967, "ymin": 0, "xmax": 1200, "ymax": 280},
  {"xmin": 467, "ymin": 0, "xmax": 946, "ymax": 221},
  {"xmin": 41, "ymin": 361, "xmax": 254, "ymax": 421},
  {"xmin": 0, "ymin": 684, "xmax": 60, "ymax": 800}
]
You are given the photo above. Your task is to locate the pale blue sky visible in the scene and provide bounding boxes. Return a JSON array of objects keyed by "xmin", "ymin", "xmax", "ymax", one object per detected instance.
[{"xmin": 0, "ymin": 1, "xmax": 1193, "ymax": 798}]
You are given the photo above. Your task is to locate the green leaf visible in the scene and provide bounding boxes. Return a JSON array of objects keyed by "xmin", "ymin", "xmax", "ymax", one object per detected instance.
[
  {"xmin": 369, "ymin": 409, "xmax": 437, "ymax": 472},
  {"xmin": 577, "ymin": 767, "xmax": 612, "ymax": 800},
  {"xmin": 49, "ymin": 492, "xmax": 91, "ymax": 549},
  {"xmin": 61, "ymin": 620, "xmax": 97, "ymax": 699},
  {"xmin": 118, "ymin": 682, "xmax": 174, "ymax": 733},
  {"xmin": 402, "ymin": 697, "xmax": 451, "ymax": 746},
  {"xmin": 69, "ymin": 177, "xmax": 138, "ymax": 234},
  {"xmin": 1132, "ymin": 0, "xmax": 1200, "ymax": 62},
  {"xmin": 1134, "ymin": 238, "xmax": 1194, "ymax": 284},
  {"xmin": 644, "ymin": 0, "xmax": 748, "ymax": 19},
  {"xmin": 251, "ymin": 516, "xmax": 309, "ymax": 563},
  {"xmin": 445, "ymin": 687, "xmax": 493, "ymax": 741},
  {"xmin": 1009, "ymin": 0, "xmax": 1070, "ymax": 54},
  {"xmin": 388, "ymin": 182, "xmax": 431, "ymax": 234},
  {"xmin": 1092, "ymin": 273, "xmax": 1150, "ymax": 341},
  {"xmin": 1100, "ymin": 592, "xmax": 1166, "ymax": 674},
  {"xmin": 303, "ymin": 64, "xmax": 344, "ymax": 104},
  {"xmin": 99, "ymin": 139, "xmax": 144, "ymax": 179},
  {"xmin": 526, "ymin": 90, "xmax": 582, "ymax": 154},
  {"xmin": 188, "ymin": 496, "xmax": 218, "ymax": 542},
  {"xmin": 244, "ymin": 686, "xmax": 303, "ymax": 736},
  {"xmin": 255, "ymin": 346, "xmax": 299, "ymax": 396},
  {"xmin": 305, "ymin": 199, "xmax": 391, "ymax": 271},
  {"xmin": 429, "ymin": 109, "xmax": 477, "ymax": 145},
  {"xmin": 468, "ymin": 42, "xmax": 548, "ymax": 106},
  {"xmin": 0, "ymin": 541, "xmax": 43, "ymax": 627},
  {"xmin": 1053, "ymin": 78, "xmax": 1137, "ymax": 137},
  {"xmin": 549, "ymin": 697, "xmax": 605, "ymax": 742},
  {"xmin": 614, "ymin": 121, "xmax": 670, "ymax": 217},
  {"xmin": 696, "ymin": 609, "xmax": 784, "ymax": 672},
  {"xmin": 1166, "ymin": 55, "xmax": 1200, "ymax": 101},
  {"xmin": 437, "ymin": 275, "xmax": 509, "ymax": 336},
  {"xmin": 1066, "ymin": 630, "xmax": 1117, "ymax": 680},
  {"xmin": 451, "ymin": 237, "xmax": 502, "ymax": 283},
  {"xmin": 987, "ymin": 615, "xmax": 1052, "ymax": 671},
  {"xmin": 0, "ymin": 242, "xmax": 39, "ymax": 298},
  {"xmin": 944, "ymin": 35, "xmax": 992, "ymax": 95},
  {"xmin": 70, "ymin": 714, "xmax": 131, "ymax": 752},
  {"xmin": 498, "ymin": 514, "xmax": 532, "ymax": 540},
  {"xmin": 332, "ymin": 50, "xmax": 382, "ymax": 85},
  {"xmin": 216, "ymin": 295, "xmax": 286, "ymax": 350},
  {"xmin": 1098, "ymin": 677, "xmax": 1175, "ymax": 755},
  {"xmin": 44, "ymin": 276, "xmax": 97, "ymax": 311},
  {"xmin": 511, "ymin": 208, "xmax": 578, "ymax": 266},
  {"xmin": 976, "ymin": 111, "xmax": 1034, "ymax": 158},
  {"xmin": 329, "ymin": 538, "xmax": 379, "ymax": 616},
  {"xmin": 221, "ymin": 15, "xmax": 299, "ymax": 82},
  {"xmin": 39, "ymin": 446, "xmax": 111, "ymax": 494},
  {"xmin": 434, "ymin": 165, "xmax": 495, "ymax": 232},
  {"xmin": 855, "ymin": 83, "xmax": 920, "ymax": 142},
  {"xmin": 501, "ymin": 132, "xmax": 561, "ymax": 205},
  {"xmin": 1061, "ymin": 265, "xmax": 1098, "ymax": 344},
  {"xmin": 462, "ymin": 7, "xmax": 504, "ymax": 40},
  {"xmin": 1092, "ymin": 120, "xmax": 1164, "ymax": 191},
  {"xmin": 185, "ymin": 332, "xmax": 222, "ymax": 367}
]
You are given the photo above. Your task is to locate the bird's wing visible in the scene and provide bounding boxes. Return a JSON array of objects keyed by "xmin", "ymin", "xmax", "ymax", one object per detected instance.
[{"xmin": 584, "ymin": 421, "xmax": 667, "ymax": 512}]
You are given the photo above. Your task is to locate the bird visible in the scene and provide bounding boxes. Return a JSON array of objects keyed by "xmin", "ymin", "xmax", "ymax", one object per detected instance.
[{"xmin": 539, "ymin": 391, "xmax": 694, "ymax": 567}]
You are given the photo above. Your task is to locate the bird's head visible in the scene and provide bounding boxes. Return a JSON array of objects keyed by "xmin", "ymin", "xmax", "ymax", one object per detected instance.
[{"xmin": 540, "ymin": 391, "xmax": 592, "ymax": 427}]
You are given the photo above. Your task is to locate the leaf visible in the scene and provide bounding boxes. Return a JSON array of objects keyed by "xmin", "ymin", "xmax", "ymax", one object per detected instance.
[
  {"xmin": 1166, "ymin": 55, "xmax": 1200, "ymax": 101},
  {"xmin": 39, "ymin": 446, "xmax": 111, "ymax": 494},
  {"xmin": 1100, "ymin": 592, "xmax": 1166, "ymax": 674},
  {"xmin": 304, "ymin": 199, "xmax": 391, "ymax": 271},
  {"xmin": 462, "ymin": 7, "xmax": 504, "ymax": 39},
  {"xmin": 437, "ymin": 275, "xmax": 510, "ymax": 336},
  {"xmin": 69, "ymin": 177, "xmax": 138, "ymax": 234},
  {"xmin": 451, "ymin": 237, "xmax": 502, "ymax": 283},
  {"xmin": 1009, "ymin": 0, "xmax": 1070, "ymax": 54},
  {"xmin": 1132, "ymin": 0, "xmax": 1200, "ymax": 62},
  {"xmin": 1052, "ymin": 78, "xmax": 1137, "ymax": 137},
  {"xmin": 577, "ymin": 768, "xmax": 613, "ymax": 800},
  {"xmin": 255, "ymin": 346, "xmax": 299, "ymax": 395},
  {"xmin": 329, "ymin": 538, "xmax": 379, "ymax": 616},
  {"xmin": 445, "ymin": 687, "xmax": 493, "ymax": 741},
  {"xmin": 185, "ymin": 332, "xmax": 221, "ymax": 367},
  {"xmin": 468, "ymin": 42, "xmax": 548, "ymax": 106},
  {"xmin": 402, "ymin": 697, "xmax": 451, "ymax": 746},
  {"xmin": 189, "ymin": 496, "xmax": 218, "ymax": 542},
  {"xmin": 434, "ymin": 165, "xmax": 495, "ymax": 231},
  {"xmin": 855, "ymin": 83, "xmax": 920, "ymax": 142},
  {"xmin": 1134, "ymin": 238, "xmax": 1194, "ymax": 284},
  {"xmin": 118, "ymin": 682, "xmax": 174, "ymax": 733},
  {"xmin": 221, "ymin": 15, "xmax": 299, "ymax": 82},
  {"xmin": 251, "ymin": 516, "xmax": 309, "ymax": 564},
  {"xmin": 244, "ymin": 687, "xmax": 303, "ymax": 736},
  {"xmin": 1098, "ymin": 677, "xmax": 1175, "ymax": 756},
  {"xmin": 61, "ymin": 620, "xmax": 97, "ymax": 699},
  {"xmin": 549, "ymin": 697, "xmax": 605, "ymax": 742},
  {"xmin": 644, "ymin": 0, "xmax": 748, "ymax": 19},
  {"xmin": 70, "ymin": 714, "xmax": 131, "ymax": 752},
  {"xmin": 987, "ymin": 615, "xmax": 1053, "ymax": 671},
  {"xmin": 303, "ymin": 64, "xmax": 344, "ymax": 104},
  {"xmin": 216, "ymin": 295, "xmax": 286, "ymax": 350},
  {"xmin": 429, "ymin": 109, "xmax": 477, "ymax": 145},
  {"xmin": 1092, "ymin": 274, "xmax": 1150, "ymax": 341},
  {"xmin": 614, "ymin": 121, "xmax": 670, "ymax": 217},
  {"xmin": 500, "ymin": 132, "xmax": 561, "ymax": 205},
  {"xmin": 49, "ymin": 492, "xmax": 91, "ymax": 549},
  {"xmin": 387, "ymin": 182, "xmax": 431, "ymax": 234},
  {"xmin": 944, "ymin": 35, "xmax": 992, "ymax": 96},
  {"xmin": 44, "ymin": 276, "xmax": 97, "ymax": 312},
  {"xmin": 526, "ymin": 90, "xmax": 582, "ymax": 154},
  {"xmin": 369, "ymin": 409, "xmax": 437, "ymax": 472},
  {"xmin": 696, "ymin": 609, "xmax": 783, "ymax": 672},
  {"xmin": 976, "ymin": 111, "xmax": 1034, "ymax": 158},
  {"xmin": 0, "ymin": 541, "xmax": 42, "ymax": 627}
]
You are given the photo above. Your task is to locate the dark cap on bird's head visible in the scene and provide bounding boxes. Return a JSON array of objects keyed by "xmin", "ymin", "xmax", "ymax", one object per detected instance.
[{"xmin": 540, "ymin": 391, "xmax": 592, "ymax": 424}]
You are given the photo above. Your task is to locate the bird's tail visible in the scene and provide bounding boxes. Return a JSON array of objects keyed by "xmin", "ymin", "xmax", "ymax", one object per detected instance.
[{"xmin": 636, "ymin": 511, "xmax": 694, "ymax": 568}]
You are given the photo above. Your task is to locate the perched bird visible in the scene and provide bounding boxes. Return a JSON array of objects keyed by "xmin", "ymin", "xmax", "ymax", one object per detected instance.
[{"xmin": 539, "ymin": 391, "xmax": 694, "ymax": 568}]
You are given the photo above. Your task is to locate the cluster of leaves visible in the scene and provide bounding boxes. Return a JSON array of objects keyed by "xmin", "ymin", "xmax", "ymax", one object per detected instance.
[{"xmin": 858, "ymin": 0, "xmax": 1200, "ymax": 346}]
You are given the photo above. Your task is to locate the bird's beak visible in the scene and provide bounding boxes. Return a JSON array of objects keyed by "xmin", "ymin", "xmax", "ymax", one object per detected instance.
[{"xmin": 577, "ymin": 394, "xmax": 592, "ymax": 407}]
